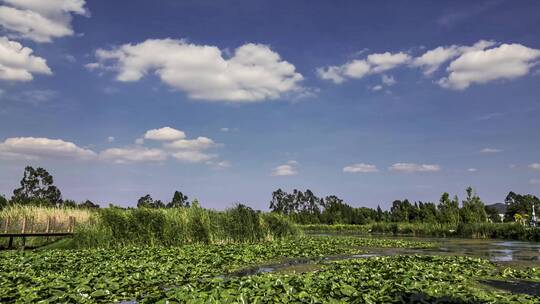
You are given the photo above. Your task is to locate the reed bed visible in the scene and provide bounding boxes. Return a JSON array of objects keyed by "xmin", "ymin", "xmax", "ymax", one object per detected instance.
[
  {"xmin": 73, "ymin": 204, "xmax": 301, "ymax": 248},
  {"xmin": 0, "ymin": 206, "xmax": 94, "ymax": 248}
]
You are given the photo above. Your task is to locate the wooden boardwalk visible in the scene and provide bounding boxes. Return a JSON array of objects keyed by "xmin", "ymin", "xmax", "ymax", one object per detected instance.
[{"xmin": 1, "ymin": 216, "xmax": 76, "ymax": 249}]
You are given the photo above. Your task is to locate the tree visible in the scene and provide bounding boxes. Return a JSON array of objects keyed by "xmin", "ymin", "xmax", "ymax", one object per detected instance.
[
  {"xmin": 390, "ymin": 199, "xmax": 412, "ymax": 222},
  {"xmin": 438, "ymin": 192, "xmax": 460, "ymax": 225},
  {"xmin": 460, "ymin": 187, "xmax": 487, "ymax": 223},
  {"xmin": 485, "ymin": 205, "xmax": 502, "ymax": 223},
  {"xmin": 153, "ymin": 199, "xmax": 165, "ymax": 208},
  {"xmin": 137, "ymin": 194, "xmax": 153, "ymax": 208},
  {"xmin": 376, "ymin": 205, "xmax": 384, "ymax": 222},
  {"xmin": 504, "ymin": 192, "xmax": 540, "ymax": 222},
  {"xmin": 12, "ymin": 166, "xmax": 62, "ymax": 207},
  {"xmin": 167, "ymin": 191, "xmax": 189, "ymax": 208},
  {"xmin": 79, "ymin": 200, "xmax": 100, "ymax": 209},
  {"xmin": 0, "ymin": 195, "xmax": 8, "ymax": 210},
  {"xmin": 63, "ymin": 199, "xmax": 78, "ymax": 208}
]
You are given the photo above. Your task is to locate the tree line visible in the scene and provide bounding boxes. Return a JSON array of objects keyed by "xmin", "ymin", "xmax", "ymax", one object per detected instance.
[
  {"xmin": 269, "ymin": 187, "xmax": 540, "ymax": 226},
  {"xmin": 0, "ymin": 166, "xmax": 193, "ymax": 210}
]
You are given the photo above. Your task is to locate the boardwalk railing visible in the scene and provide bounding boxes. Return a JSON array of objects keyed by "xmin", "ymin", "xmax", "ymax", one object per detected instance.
[{"xmin": 1, "ymin": 216, "xmax": 76, "ymax": 249}]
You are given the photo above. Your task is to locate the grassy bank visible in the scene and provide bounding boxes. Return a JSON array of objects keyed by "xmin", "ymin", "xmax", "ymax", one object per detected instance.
[
  {"xmin": 300, "ymin": 222, "xmax": 540, "ymax": 241},
  {"xmin": 74, "ymin": 204, "xmax": 300, "ymax": 247}
]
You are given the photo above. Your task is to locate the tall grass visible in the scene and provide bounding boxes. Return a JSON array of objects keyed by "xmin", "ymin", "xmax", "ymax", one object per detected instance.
[
  {"xmin": 74, "ymin": 204, "xmax": 300, "ymax": 248},
  {"xmin": 0, "ymin": 206, "xmax": 93, "ymax": 248}
]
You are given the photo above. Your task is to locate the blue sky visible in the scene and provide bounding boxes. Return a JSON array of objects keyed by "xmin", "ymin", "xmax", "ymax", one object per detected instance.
[{"xmin": 0, "ymin": 0, "xmax": 539, "ymax": 209}]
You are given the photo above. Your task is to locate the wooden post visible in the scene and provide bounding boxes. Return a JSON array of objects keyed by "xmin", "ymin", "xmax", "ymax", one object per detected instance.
[
  {"xmin": 45, "ymin": 217, "xmax": 51, "ymax": 233},
  {"xmin": 21, "ymin": 217, "xmax": 26, "ymax": 234},
  {"xmin": 3, "ymin": 217, "xmax": 9, "ymax": 233}
]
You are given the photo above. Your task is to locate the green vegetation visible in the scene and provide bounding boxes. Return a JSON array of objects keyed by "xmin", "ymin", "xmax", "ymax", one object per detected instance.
[
  {"xmin": 1, "ymin": 236, "xmax": 538, "ymax": 303},
  {"xmin": 0, "ymin": 236, "xmax": 433, "ymax": 303},
  {"xmin": 73, "ymin": 203, "xmax": 299, "ymax": 247},
  {"xmin": 301, "ymin": 222, "xmax": 540, "ymax": 241}
]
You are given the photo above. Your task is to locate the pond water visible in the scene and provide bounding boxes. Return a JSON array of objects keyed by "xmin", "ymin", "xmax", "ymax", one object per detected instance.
[
  {"xmin": 367, "ymin": 236, "xmax": 540, "ymax": 266},
  {"xmin": 235, "ymin": 235, "xmax": 540, "ymax": 276}
]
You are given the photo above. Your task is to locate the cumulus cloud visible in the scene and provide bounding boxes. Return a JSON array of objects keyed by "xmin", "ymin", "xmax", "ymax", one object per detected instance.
[
  {"xmin": 467, "ymin": 168, "xmax": 478, "ymax": 172},
  {"xmin": 271, "ymin": 164, "xmax": 297, "ymax": 176},
  {"xmin": 480, "ymin": 148, "xmax": 502, "ymax": 153},
  {"xmin": 412, "ymin": 40, "xmax": 495, "ymax": 75},
  {"xmin": 164, "ymin": 137, "xmax": 215, "ymax": 150},
  {"xmin": 343, "ymin": 163, "xmax": 379, "ymax": 173},
  {"xmin": 438, "ymin": 43, "xmax": 540, "ymax": 90},
  {"xmin": 0, "ymin": 136, "xmax": 96, "ymax": 160},
  {"xmin": 0, "ymin": 0, "xmax": 88, "ymax": 43},
  {"xmin": 381, "ymin": 74, "xmax": 396, "ymax": 86},
  {"xmin": 171, "ymin": 150, "xmax": 216, "ymax": 163},
  {"xmin": 89, "ymin": 39, "xmax": 304, "ymax": 102},
  {"xmin": 144, "ymin": 126, "xmax": 186, "ymax": 141},
  {"xmin": 317, "ymin": 51, "xmax": 410, "ymax": 84},
  {"xmin": 0, "ymin": 36, "xmax": 51, "ymax": 81},
  {"xmin": 107, "ymin": 136, "xmax": 115, "ymax": 143},
  {"xmin": 389, "ymin": 163, "xmax": 441, "ymax": 173},
  {"xmin": 99, "ymin": 147, "xmax": 167, "ymax": 164},
  {"xmin": 529, "ymin": 163, "xmax": 540, "ymax": 171}
]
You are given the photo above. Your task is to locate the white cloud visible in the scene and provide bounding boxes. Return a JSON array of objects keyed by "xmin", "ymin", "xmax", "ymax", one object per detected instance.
[
  {"xmin": 530, "ymin": 179, "xmax": 540, "ymax": 186},
  {"xmin": 467, "ymin": 168, "xmax": 478, "ymax": 172},
  {"xmin": 0, "ymin": 0, "xmax": 88, "ymax": 43},
  {"xmin": 343, "ymin": 163, "xmax": 379, "ymax": 173},
  {"xmin": 480, "ymin": 148, "xmax": 502, "ymax": 153},
  {"xmin": 171, "ymin": 150, "xmax": 215, "ymax": 163},
  {"xmin": 287, "ymin": 160, "xmax": 298, "ymax": 165},
  {"xmin": 107, "ymin": 136, "xmax": 115, "ymax": 143},
  {"xmin": 164, "ymin": 136, "xmax": 216, "ymax": 150},
  {"xmin": 371, "ymin": 85, "xmax": 383, "ymax": 91},
  {"xmin": 367, "ymin": 52, "xmax": 411, "ymax": 73},
  {"xmin": 216, "ymin": 160, "xmax": 231, "ymax": 168},
  {"xmin": 316, "ymin": 65, "xmax": 346, "ymax": 84},
  {"xmin": 90, "ymin": 39, "xmax": 304, "ymax": 102},
  {"xmin": 381, "ymin": 74, "xmax": 396, "ymax": 86},
  {"xmin": 0, "ymin": 36, "xmax": 51, "ymax": 81},
  {"xmin": 144, "ymin": 126, "xmax": 186, "ymax": 141},
  {"xmin": 0, "ymin": 137, "xmax": 96, "ymax": 160},
  {"xmin": 412, "ymin": 40, "xmax": 495, "ymax": 75},
  {"xmin": 438, "ymin": 43, "xmax": 540, "ymax": 90},
  {"xmin": 99, "ymin": 147, "xmax": 167, "ymax": 164},
  {"xmin": 529, "ymin": 163, "xmax": 540, "ymax": 171},
  {"xmin": 135, "ymin": 138, "xmax": 144, "ymax": 145},
  {"xmin": 271, "ymin": 164, "xmax": 297, "ymax": 176},
  {"xmin": 220, "ymin": 127, "xmax": 230, "ymax": 132},
  {"xmin": 389, "ymin": 163, "xmax": 441, "ymax": 173},
  {"xmin": 317, "ymin": 52, "xmax": 410, "ymax": 83}
]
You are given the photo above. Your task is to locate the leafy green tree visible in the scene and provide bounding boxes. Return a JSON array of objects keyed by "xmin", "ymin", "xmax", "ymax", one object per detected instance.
[
  {"xmin": 0, "ymin": 195, "xmax": 8, "ymax": 210},
  {"xmin": 485, "ymin": 205, "xmax": 502, "ymax": 222},
  {"xmin": 438, "ymin": 192, "xmax": 460, "ymax": 225},
  {"xmin": 417, "ymin": 202, "xmax": 438, "ymax": 223},
  {"xmin": 63, "ymin": 199, "xmax": 78, "ymax": 208},
  {"xmin": 460, "ymin": 187, "xmax": 487, "ymax": 223},
  {"xmin": 12, "ymin": 166, "xmax": 62, "ymax": 207},
  {"xmin": 168, "ymin": 191, "xmax": 190, "ymax": 208},
  {"xmin": 390, "ymin": 199, "xmax": 412, "ymax": 222},
  {"xmin": 153, "ymin": 200, "xmax": 165, "ymax": 208},
  {"xmin": 137, "ymin": 194, "xmax": 154, "ymax": 208},
  {"xmin": 79, "ymin": 200, "xmax": 100, "ymax": 209},
  {"xmin": 376, "ymin": 205, "xmax": 385, "ymax": 222},
  {"xmin": 504, "ymin": 192, "xmax": 540, "ymax": 222}
]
